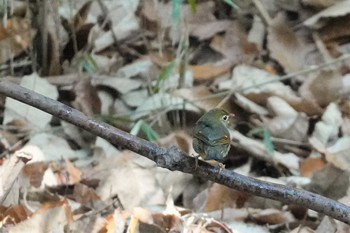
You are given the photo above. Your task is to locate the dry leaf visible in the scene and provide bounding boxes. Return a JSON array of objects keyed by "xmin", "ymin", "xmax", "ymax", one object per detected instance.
[
  {"xmin": 7, "ymin": 200, "xmax": 73, "ymax": 233},
  {"xmin": 300, "ymin": 157, "xmax": 326, "ymax": 177},
  {"xmin": 303, "ymin": 0, "xmax": 350, "ymax": 28},
  {"xmin": 190, "ymin": 64, "xmax": 231, "ymax": 80},
  {"xmin": 219, "ymin": 65, "xmax": 298, "ymax": 101},
  {"xmin": 301, "ymin": 0, "xmax": 338, "ymax": 8},
  {"xmin": 20, "ymin": 133, "xmax": 82, "ymax": 162},
  {"xmin": 251, "ymin": 209, "xmax": 295, "ymax": 225},
  {"xmin": 234, "ymin": 93, "xmax": 269, "ymax": 115},
  {"xmin": 0, "ymin": 204, "xmax": 32, "ymax": 226},
  {"xmin": 226, "ymin": 221, "xmax": 269, "ymax": 233},
  {"xmin": 316, "ymin": 216, "xmax": 337, "ymax": 233},
  {"xmin": 65, "ymin": 160, "xmax": 82, "ymax": 184},
  {"xmin": 157, "ymin": 131, "xmax": 194, "ymax": 154},
  {"xmin": 231, "ymin": 130, "xmax": 300, "ymax": 173},
  {"xmin": 72, "ymin": 78, "xmax": 101, "ymax": 116},
  {"xmin": 309, "ymin": 103, "xmax": 342, "ymax": 150},
  {"xmin": 210, "ymin": 22, "xmax": 257, "ymax": 66},
  {"xmin": 326, "ymin": 137, "xmax": 350, "ymax": 170},
  {"xmin": 122, "ymin": 89, "xmax": 148, "ymax": 108},
  {"xmin": 142, "ymin": 1, "xmax": 216, "ymax": 42},
  {"xmin": 189, "ymin": 20, "xmax": 232, "ymax": 40},
  {"xmin": 248, "ymin": 16, "xmax": 265, "ymax": 51},
  {"xmin": 23, "ymin": 162, "xmax": 49, "ymax": 188},
  {"xmin": 264, "ymin": 96, "xmax": 309, "ymax": 142},
  {"xmin": 299, "ymin": 70, "xmax": 343, "ymax": 108},
  {"xmin": 319, "ymin": 14, "xmax": 350, "ymax": 42},
  {"xmin": 203, "ymin": 183, "xmax": 248, "ymax": 212},
  {"xmin": 173, "ymin": 86, "xmax": 231, "ymax": 112},
  {"xmin": 268, "ymin": 13, "xmax": 317, "ymax": 73},
  {"xmin": 95, "ymin": 151, "xmax": 165, "ymax": 208},
  {"xmin": 131, "ymin": 92, "xmax": 198, "ymax": 120},
  {"xmin": 94, "ymin": 76, "xmax": 142, "ymax": 95},
  {"xmin": 341, "ymin": 117, "xmax": 350, "ymax": 137},
  {"xmin": 306, "ymin": 164, "xmax": 349, "ymax": 200},
  {"xmin": 152, "ymin": 213, "xmax": 183, "ymax": 233},
  {"xmin": 94, "ymin": 13, "xmax": 139, "ymax": 52},
  {"xmin": 0, "ymin": 17, "xmax": 35, "ymax": 63},
  {"xmin": 290, "ymin": 226, "xmax": 315, "ymax": 233},
  {"xmin": 72, "ymin": 183, "xmax": 100, "ymax": 204},
  {"xmin": 94, "ymin": 137, "xmax": 121, "ymax": 158}
]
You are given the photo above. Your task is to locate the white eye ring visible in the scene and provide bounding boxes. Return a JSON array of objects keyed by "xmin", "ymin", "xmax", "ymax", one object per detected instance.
[{"xmin": 222, "ymin": 115, "xmax": 229, "ymax": 121}]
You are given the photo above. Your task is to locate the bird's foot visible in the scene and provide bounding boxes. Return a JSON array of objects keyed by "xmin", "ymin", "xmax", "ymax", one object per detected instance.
[
  {"xmin": 218, "ymin": 162, "xmax": 225, "ymax": 174},
  {"xmin": 206, "ymin": 160, "xmax": 225, "ymax": 173},
  {"xmin": 194, "ymin": 154, "xmax": 201, "ymax": 170},
  {"xmin": 191, "ymin": 154, "xmax": 200, "ymax": 170}
]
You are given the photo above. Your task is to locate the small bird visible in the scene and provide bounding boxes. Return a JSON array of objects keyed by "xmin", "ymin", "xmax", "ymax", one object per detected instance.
[{"xmin": 192, "ymin": 108, "xmax": 235, "ymax": 167}]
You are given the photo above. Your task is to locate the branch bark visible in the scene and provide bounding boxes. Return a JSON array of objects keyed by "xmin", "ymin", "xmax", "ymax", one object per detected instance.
[{"xmin": 0, "ymin": 79, "xmax": 349, "ymax": 224}]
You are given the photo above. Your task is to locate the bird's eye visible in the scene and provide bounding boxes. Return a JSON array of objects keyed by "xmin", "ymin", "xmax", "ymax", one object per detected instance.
[{"xmin": 222, "ymin": 115, "xmax": 229, "ymax": 121}]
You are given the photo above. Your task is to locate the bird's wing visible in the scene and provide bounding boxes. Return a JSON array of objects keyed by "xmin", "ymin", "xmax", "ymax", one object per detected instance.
[{"xmin": 193, "ymin": 121, "xmax": 230, "ymax": 146}]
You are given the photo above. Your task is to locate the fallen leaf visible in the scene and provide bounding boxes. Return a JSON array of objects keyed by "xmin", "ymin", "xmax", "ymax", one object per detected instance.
[
  {"xmin": 94, "ymin": 15, "xmax": 139, "ymax": 52},
  {"xmin": 319, "ymin": 14, "xmax": 350, "ymax": 42},
  {"xmin": 210, "ymin": 22, "xmax": 257, "ymax": 66},
  {"xmin": 95, "ymin": 151, "xmax": 165, "ymax": 208},
  {"xmin": 316, "ymin": 216, "xmax": 337, "ymax": 233},
  {"xmin": 72, "ymin": 183, "xmax": 100, "ymax": 204},
  {"xmin": 189, "ymin": 64, "xmax": 231, "ymax": 80},
  {"xmin": 231, "ymin": 130, "xmax": 300, "ymax": 174},
  {"xmin": 23, "ymin": 162, "xmax": 49, "ymax": 188},
  {"xmin": 290, "ymin": 226, "xmax": 315, "ymax": 233},
  {"xmin": 131, "ymin": 92, "xmax": 198, "ymax": 120},
  {"xmin": 20, "ymin": 133, "xmax": 83, "ymax": 162},
  {"xmin": 263, "ymin": 96, "xmax": 309, "ymax": 142},
  {"xmin": 65, "ymin": 160, "xmax": 82, "ymax": 184},
  {"xmin": 234, "ymin": 93, "xmax": 269, "ymax": 115},
  {"xmin": 218, "ymin": 65, "xmax": 299, "ymax": 103},
  {"xmin": 326, "ymin": 137, "xmax": 350, "ymax": 170},
  {"xmin": 300, "ymin": 157, "xmax": 326, "ymax": 177},
  {"xmin": 303, "ymin": 0, "xmax": 350, "ymax": 28},
  {"xmin": 301, "ymin": 0, "xmax": 337, "ymax": 8},
  {"xmin": 94, "ymin": 76, "xmax": 142, "ymax": 95},
  {"xmin": 306, "ymin": 164, "xmax": 349, "ymax": 200},
  {"xmin": 251, "ymin": 209, "xmax": 295, "ymax": 225},
  {"xmin": 189, "ymin": 20, "xmax": 232, "ymax": 40},
  {"xmin": 299, "ymin": 70, "xmax": 343, "ymax": 108},
  {"xmin": 203, "ymin": 183, "xmax": 248, "ymax": 212},
  {"xmin": 268, "ymin": 13, "xmax": 318, "ymax": 73},
  {"xmin": 173, "ymin": 86, "xmax": 231, "ymax": 112},
  {"xmin": 157, "ymin": 131, "xmax": 193, "ymax": 154},
  {"xmin": 0, "ymin": 204, "xmax": 32, "ymax": 226},
  {"xmin": 7, "ymin": 200, "xmax": 73, "ymax": 233},
  {"xmin": 72, "ymin": 78, "xmax": 101, "ymax": 116},
  {"xmin": 0, "ymin": 17, "xmax": 35, "ymax": 63},
  {"xmin": 309, "ymin": 103, "xmax": 342, "ymax": 150}
]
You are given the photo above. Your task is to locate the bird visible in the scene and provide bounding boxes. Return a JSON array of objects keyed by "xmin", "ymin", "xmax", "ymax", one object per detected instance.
[{"xmin": 192, "ymin": 108, "xmax": 235, "ymax": 168}]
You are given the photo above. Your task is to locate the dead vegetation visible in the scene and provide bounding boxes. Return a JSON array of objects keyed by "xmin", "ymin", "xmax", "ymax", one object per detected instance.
[{"xmin": 1, "ymin": 0, "xmax": 350, "ymax": 232}]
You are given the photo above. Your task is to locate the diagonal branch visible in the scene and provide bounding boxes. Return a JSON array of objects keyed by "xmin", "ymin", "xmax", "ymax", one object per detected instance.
[{"xmin": 0, "ymin": 79, "xmax": 349, "ymax": 224}]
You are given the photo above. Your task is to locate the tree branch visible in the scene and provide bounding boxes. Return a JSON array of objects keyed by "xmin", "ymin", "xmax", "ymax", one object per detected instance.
[{"xmin": 0, "ymin": 79, "xmax": 349, "ymax": 224}]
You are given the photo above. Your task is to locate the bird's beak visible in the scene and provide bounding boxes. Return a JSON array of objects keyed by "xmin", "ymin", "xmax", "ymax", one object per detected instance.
[{"xmin": 229, "ymin": 113, "xmax": 235, "ymax": 119}]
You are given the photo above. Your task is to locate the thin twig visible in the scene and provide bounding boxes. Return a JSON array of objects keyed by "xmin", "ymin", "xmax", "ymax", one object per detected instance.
[
  {"xmin": 312, "ymin": 32, "xmax": 333, "ymax": 65},
  {"xmin": 0, "ymin": 60, "xmax": 32, "ymax": 71},
  {"xmin": 40, "ymin": 0, "xmax": 48, "ymax": 75},
  {"xmin": 0, "ymin": 79, "xmax": 350, "ymax": 224},
  {"xmin": 251, "ymin": 0, "xmax": 272, "ymax": 26}
]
